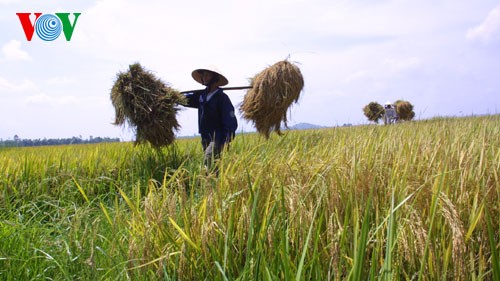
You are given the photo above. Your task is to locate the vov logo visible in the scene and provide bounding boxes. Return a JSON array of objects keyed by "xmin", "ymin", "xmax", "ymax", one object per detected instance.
[{"xmin": 16, "ymin": 13, "xmax": 81, "ymax": 41}]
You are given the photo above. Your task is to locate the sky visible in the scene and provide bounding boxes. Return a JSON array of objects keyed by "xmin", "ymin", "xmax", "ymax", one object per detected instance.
[{"xmin": 1, "ymin": 0, "xmax": 499, "ymax": 141}]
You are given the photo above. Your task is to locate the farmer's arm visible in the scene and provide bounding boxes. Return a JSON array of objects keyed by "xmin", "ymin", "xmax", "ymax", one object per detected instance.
[{"xmin": 182, "ymin": 92, "xmax": 200, "ymax": 108}]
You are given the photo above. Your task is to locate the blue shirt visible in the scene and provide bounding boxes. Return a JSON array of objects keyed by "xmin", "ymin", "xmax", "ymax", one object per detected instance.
[{"xmin": 184, "ymin": 88, "xmax": 237, "ymax": 145}]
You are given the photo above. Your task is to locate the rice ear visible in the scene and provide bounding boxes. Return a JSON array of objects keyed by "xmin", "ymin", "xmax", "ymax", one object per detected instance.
[{"xmin": 240, "ymin": 60, "xmax": 304, "ymax": 138}]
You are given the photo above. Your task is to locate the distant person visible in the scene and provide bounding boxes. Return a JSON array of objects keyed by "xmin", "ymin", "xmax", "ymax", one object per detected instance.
[
  {"xmin": 384, "ymin": 102, "xmax": 397, "ymax": 125},
  {"xmin": 183, "ymin": 66, "xmax": 237, "ymax": 174}
]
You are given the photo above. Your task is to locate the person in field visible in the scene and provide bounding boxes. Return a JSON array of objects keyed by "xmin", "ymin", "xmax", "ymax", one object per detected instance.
[
  {"xmin": 384, "ymin": 102, "xmax": 398, "ymax": 125},
  {"xmin": 183, "ymin": 66, "xmax": 237, "ymax": 174}
]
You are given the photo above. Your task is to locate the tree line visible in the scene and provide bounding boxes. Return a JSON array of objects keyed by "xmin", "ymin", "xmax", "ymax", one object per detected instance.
[{"xmin": 0, "ymin": 135, "xmax": 120, "ymax": 148}]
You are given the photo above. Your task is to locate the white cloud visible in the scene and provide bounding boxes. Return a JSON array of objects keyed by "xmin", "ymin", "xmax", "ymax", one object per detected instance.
[
  {"xmin": 382, "ymin": 57, "xmax": 421, "ymax": 72},
  {"xmin": 467, "ymin": 5, "xmax": 500, "ymax": 44},
  {"xmin": 25, "ymin": 94, "xmax": 53, "ymax": 105},
  {"xmin": 0, "ymin": 0, "xmax": 17, "ymax": 4},
  {"xmin": 344, "ymin": 70, "xmax": 369, "ymax": 83},
  {"xmin": 338, "ymin": 54, "xmax": 421, "ymax": 87},
  {"xmin": 46, "ymin": 76, "xmax": 77, "ymax": 86},
  {"xmin": 26, "ymin": 93, "xmax": 106, "ymax": 107},
  {"xmin": 2, "ymin": 40, "xmax": 32, "ymax": 61},
  {"xmin": 0, "ymin": 77, "xmax": 38, "ymax": 93}
]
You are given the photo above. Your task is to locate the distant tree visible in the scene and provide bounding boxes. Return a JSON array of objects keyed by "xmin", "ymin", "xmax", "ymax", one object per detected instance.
[
  {"xmin": 0, "ymin": 136, "xmax": 120, "ymax": 147},
  {"xmin": 363, "ymin": 102, "xmax": 384, "ymax": 123},
  {"xmin": 394, "ymin": 100, "xmax": 415, "ymax": 121}
]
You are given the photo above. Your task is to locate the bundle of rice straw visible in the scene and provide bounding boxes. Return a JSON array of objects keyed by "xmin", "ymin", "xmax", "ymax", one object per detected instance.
[
  {"xmin": 363, "ymin": 102, "xmax": 384, "ymax": 123},
  {"xmin": 240, "ymin": 60, "xmax": 304, "ymax": 138},
  {"xmin": 395, "ymin": 100, "xmax": 415, "ymax": 121},
  {"xmin": 110, "ymin": 63, "xmax": 186, "ymax": 148}
]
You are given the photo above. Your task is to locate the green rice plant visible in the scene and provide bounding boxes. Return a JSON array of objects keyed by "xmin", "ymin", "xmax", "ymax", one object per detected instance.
[
  {"xmin": 485, "ymin": 207, "xmax": 500, "ymax": 280},
  {"xmin": 0, "ymin": 115, "xmax": 499, "ymax": 280},
  {"xmin": 349, "ymin": 187, "xmax": 372, "ymax": 281}
]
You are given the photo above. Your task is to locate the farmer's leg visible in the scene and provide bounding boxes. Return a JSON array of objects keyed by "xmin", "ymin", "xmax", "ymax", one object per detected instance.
[
  {"xmin": 202, "ymin": 138, "xmax": 210, "ymax": 151},
  {"xmin": 203, "ymin": 141, "xmax": 223, "ymax": 174}
]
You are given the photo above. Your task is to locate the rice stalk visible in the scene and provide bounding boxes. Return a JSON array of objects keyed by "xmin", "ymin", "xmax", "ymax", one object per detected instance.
[{"xmin": 439, "ymin": 192, "xmax": 466, "ymax": 279}]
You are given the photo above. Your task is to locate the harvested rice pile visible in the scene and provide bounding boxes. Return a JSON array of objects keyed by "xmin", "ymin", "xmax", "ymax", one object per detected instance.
[
  {"xmin": 240, "ymin": 60, "xmax": 304, "ymax": 138},
  {"xmin": 111, "ymin": 63, "xmax": 186, "ymax": 148},
  {"xmin": 363, "ymin": 102, "xmax": 384, "ymax": 123},
  {"xmin": 395, "ymin": 100, "xmax": 415, "ymax": 121}
]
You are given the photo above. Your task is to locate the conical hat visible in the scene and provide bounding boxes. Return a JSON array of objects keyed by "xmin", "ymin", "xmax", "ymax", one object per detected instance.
[{"xmin": 191, "ymin": 65, "xmax": 228, "ymax": 87}]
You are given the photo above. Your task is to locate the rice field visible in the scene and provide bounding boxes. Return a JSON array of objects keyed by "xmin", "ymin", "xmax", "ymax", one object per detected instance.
[{"xmin": 0, "ymin": 115, "xmax": 499, "ymax": 280}]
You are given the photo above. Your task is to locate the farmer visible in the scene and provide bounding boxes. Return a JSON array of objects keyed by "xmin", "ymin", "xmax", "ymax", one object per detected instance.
[
  {"xmin": 183, "ymin": 66, "xmax": 238, "ymax": 173},
  {"xmin": 384, "ymin": 102, "xmax": 398, "ymax": 125}
]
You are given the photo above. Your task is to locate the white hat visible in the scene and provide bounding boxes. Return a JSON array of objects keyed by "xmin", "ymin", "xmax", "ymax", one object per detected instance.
[{"xmin": 191, "ymin": 65, "xmax": 228, "ymax": 87}]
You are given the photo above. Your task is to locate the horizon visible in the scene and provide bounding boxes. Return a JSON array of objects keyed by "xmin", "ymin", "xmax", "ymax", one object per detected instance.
[{"xmin": 2, "ymin": 113, "xmax": 497, "ymax": 142}]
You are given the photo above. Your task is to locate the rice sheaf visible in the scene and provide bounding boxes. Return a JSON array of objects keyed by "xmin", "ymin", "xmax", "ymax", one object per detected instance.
[
  {"xmin": 240, "ymin": 60, "xmax": 304, "ymax": 138},
  {"xmin": 110, "ymin": 63, "xmax": 186, "ymax": 148}
]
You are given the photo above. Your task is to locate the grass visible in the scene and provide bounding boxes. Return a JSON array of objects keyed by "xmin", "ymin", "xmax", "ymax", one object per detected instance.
[{"xmin": 0, "ymin": 115, "xmax": 499, "ymax": 280}]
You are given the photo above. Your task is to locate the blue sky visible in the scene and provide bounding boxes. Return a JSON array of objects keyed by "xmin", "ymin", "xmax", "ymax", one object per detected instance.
[{"xmin": 1, "ymin": 0, "xmax": 499, "ymax": 140}]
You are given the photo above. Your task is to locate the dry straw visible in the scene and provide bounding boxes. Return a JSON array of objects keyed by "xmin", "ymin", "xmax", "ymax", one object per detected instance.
[
  {"xmin": 395, "ymin": 100, "xmax": 415, "ymax": 121},
  {"xmin": 240, "ymin": 60, "xmax": 304, "ymax": 138},
  {"xmin": 363, "ymin": 102, "xmax": 385, "ymax": 123},
  {"xmin": 111, "ymin": 63, "xmax": 186, "ymax": 148}
]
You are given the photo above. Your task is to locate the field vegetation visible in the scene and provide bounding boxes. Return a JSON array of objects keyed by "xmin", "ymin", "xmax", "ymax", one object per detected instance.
[{"xmin": 1, "ymin": 115, "xmax": 499, "ymax": 280}]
